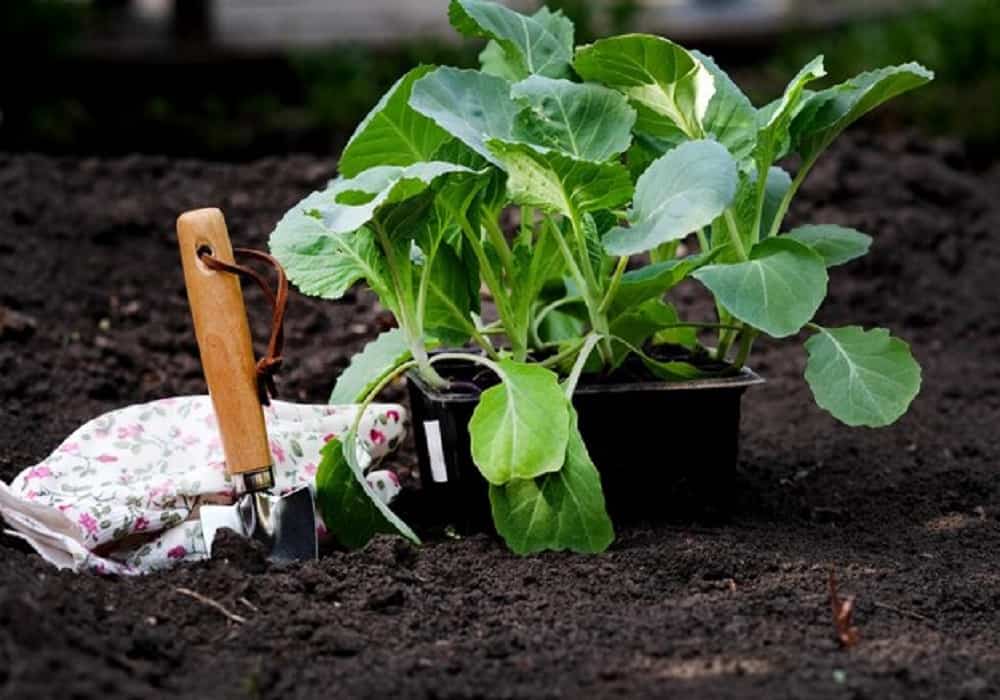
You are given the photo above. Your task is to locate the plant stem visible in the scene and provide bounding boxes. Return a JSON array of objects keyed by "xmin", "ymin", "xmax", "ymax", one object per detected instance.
[
  {"xmin": 564, "ymin": 333, "xmax": 602, "ymax": 399},
  {"xmin": 568, "ymin": 210, "xmax": 600, "ymax": 291},
  {"xmin": 544, "ymin": 216, "xmax": 588, "ymax": 302},
  {"xmin": 469, "ymin": 325, "xmax": 500, "ymax": 361},
  {"xmin": 430, "ymin": 351, "xmax": 504, "ymax": 379},
  {"xmin": 765, "ymin": 160, "xmax": 813, "ymax": 240},
  {"xmin": 723, "ymin": 209, "xmax": 748, "ymax": 261},
  {"xmin": 598, "ymin": 256, "xmax": 629, "ymax": 314},
  {"xmin": 714, "ymin": 333, "xmax": 731, "ymax": 361},
  {"xmin": 407, "ymin": 332, "xmax": 447, "ymax": 388},
  {"xmin": 750, "ymin": 167, "xmax": 768, "ymax": 246},
  {"xmin": 662, "ymin": 321, "xmax": 743, "ymax": 331},
  {"xmin": 518, "ymin": 206, "xmax": 533, "ymax": 246},
  {"xmin": 352, "ymin": 358, "xmax": 420, "ymax": 438},
  {"xmin": 531, "ymin": 295, "xmax": 584, "ymax": 349},
  {"xmin": 715, "ymin": 322, "xmax": 741, "ymax": 362},
  {"xmin": 565, "ymin": 212, "xmax": 615, "ymax": 364},
  {"xmin": 696, "ymin": 227, "xmax": 711, "ymax": 254},
  {"xmin": 457, "ymin": 214, "xmax": 524, "ymax": 358},
  {"xmin": 482, "ymin": 213, "xmax": 514, "ymax": 276},
  {"xmin": 733, "ymin": 328, "xmax": 757, "ymax": 368},
  {"xmin": 544, "ymin": 214, "xmax": 610, "ymax": 363},
  {"xmin": 539, "ymin": 337, "xmax": 585, "ymax": 369},
  {"xmin": 370, "ymin": 221, "xmax": 444, "ymax": 387}
]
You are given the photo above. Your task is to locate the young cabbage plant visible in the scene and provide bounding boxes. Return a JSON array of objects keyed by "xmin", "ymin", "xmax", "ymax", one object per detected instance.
[{"xmin": 270, "ymin": 0, "xmax": 933, "ymax": 555}]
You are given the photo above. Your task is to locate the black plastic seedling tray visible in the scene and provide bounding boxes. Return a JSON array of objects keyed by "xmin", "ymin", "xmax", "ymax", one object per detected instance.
[{"xmin": 407, "ymin": 360, "xmax": 764, "ymax": 531}]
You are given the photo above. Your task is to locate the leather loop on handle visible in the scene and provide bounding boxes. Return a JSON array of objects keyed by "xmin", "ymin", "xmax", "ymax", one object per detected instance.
[{"xmin": 177, "ymin": 208, "xmax": 272, "ymax": 477}]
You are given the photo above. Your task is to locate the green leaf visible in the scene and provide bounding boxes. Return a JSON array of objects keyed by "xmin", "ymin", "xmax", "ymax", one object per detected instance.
[
  {"xmin": 315, "ymin": 437, "xmax": 420, "ymax": 550},
  {"xmin": 607, "ymin": 332, "xmax": 708, "ymax": 380},
  {"xmin": 319, "ymin": 161, "xmax": 475, "ymax": 234},
  {"xmin": 330, "ymin": 328, "xmax": 412, "ymax": 404},
  {"xmin": 755, "ymin": 56, "xmax": 826, "ymax": 172},
  {"xmin": 626, "ymin": 131, "xmax": 675, "ymax": 181},
  {"xmin": 339, "ymin": 66, "xmax": 451, "ymax": 177},
  {"xmin": 574, "ymin": 34, "xmax": 714, "ymax": 140},
  {"xmin": 608, "ymin": 252, "xmax": 716, "ymax": 318},
  {"xmin": 487, "ymin": 140, "xmax": 633, "ymax": 217},
  {"xmin": 511, "ymin": 75, "xmax": 636, "ymax": 161},
  {"xmin": 469, "ymin": 360, "xmax": 569, "ymax": 485},
  {"xmin": 731, "ymin": 165, "xmax": 792, "ymax": 243},
  {"xmin": 758, "ymin": 166, "xmax": 792, "ymax": 239},
  {"xmin": 410, "ymin": 67, "xmax": 520, "ymax": 167},
  {"xmin": 450, "ymin": 0, "xmax": 574, "ymax": 80},
  {"xmin": 692, "ymin": 237, "xmax": 827, "ymax": 338},
  {"xmin": 479, "ymin": 40, "xmax": 523, "ymax": 82},
  {"xmin": 609, "ymin": 299, "xmax": 697, "ymax": 367},
  {"xmin": 791, "ymin": 63, "xmax": 934, "ymax": 165},
  {"xmin": 269, "ymin": 191, "xmax": 395, "ymax": 304},
  {"xmin": 511, "ymin": 220, "xmax": 566, "ymax": 328},
  {"xmin": 537, "ymin": 306, "xmax": 586, "ymax": 345},
  {"xmin": 603, "ymin": 140, "xmax": 738, "ymax": 256},
  {"xmin": 489, "ymin": 406, "xmax": 613, "ymax": 554},
  {"xmin": 785, "ymin": 224, "xmax": 872, "ymax": 267},
  {"xmin": 804, "ymin": 325, "xmax": 921, "ymax": 427},
  {"xmin": 691, "ymin": 50, "xmax": 757, "ymax": 166},
  {"xmin": 423, "ymin": 243, "xmax": 478, "ymax": 345}
]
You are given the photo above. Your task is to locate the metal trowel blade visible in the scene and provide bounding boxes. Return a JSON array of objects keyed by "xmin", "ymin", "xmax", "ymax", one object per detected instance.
[{"xmin": 201, "ymin": 485, "xmax": 317, "ymax": 562}]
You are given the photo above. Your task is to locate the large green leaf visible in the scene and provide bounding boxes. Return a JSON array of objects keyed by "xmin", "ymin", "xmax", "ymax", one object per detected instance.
[
  {"xmin": 691, "ymin": 50, "xmax": 757, "ymax": 166},
  {"xmin": 574, "ymin": 34, "xmax": 713, "ymax": 140},
  {"xmin": 603, "ymin": 140, "xmax": 738, "ymax": 256},
  {"xmin": 755, "ymin": 56, "xmax": 826, "ymax": 172},
  {"xmin": 478, "ymin": 6, "xmax": 573, "ymax": 81},
  {"xmin": 338, "ymin": 66, "xmax": 451, "ymax": 177},
  {"xmin": 489, "ymin": 407, "xmax": 614, "ymax": 554},
  {"xmin": 410, "ymin": 67, "xmax": 520, "ymax": 167},
  {"xmin": 511, "ymin": 75, "xmax": 636, "ymax": 161},
  {"xmin": 319, "ymin": 162, "xmax": 475, "ymax": 234},
  {"xmin": 608, "ymin": 252, "xmax": 716, "ymax": 318},
  {"xmin": 791, "ymin": 63, "xmax": 934, "ymax": 165},
  {"xmin": 315, "ymin": 437, "xmax": 420, "ymax": 550},
  {"xmin": 329, "ymin": 328, "xmax": 411, "ymax": 404},
  {"xmin": 692, "ymin": 237, "xmax": 827, "ymax": 338},
  {"xmin": 487, "ymin": 140, "xmax": 633, "ymax": 217},
  {"xmin": 450, "ymin": 0, "xmax": 574, "ymax": 80},
  {"xmin": 785, "ymin": 224, "xmax": 872, "ymax": 267},
  {"xmin": 469, "ymin": 359, "xmax": 569, "ymax": 485},
  {"xmin": 804, "ymin": 325, "xmax": 921, "ymax": 427},
  {"xmin": 269, "ymin": 191, "xmax": 395, "ymax": 304}
]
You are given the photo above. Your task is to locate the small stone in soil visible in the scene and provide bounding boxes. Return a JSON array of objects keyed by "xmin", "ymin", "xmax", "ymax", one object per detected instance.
[
  {"xmin": 0, "ymin": 306, "xmax": 36, "ymax": 340},
  {"xmin": 312, "ymin": 627, "xmax": 365, "ymax": 657},
  {"xmin": 365, "ymin": 587, "xmax": 405, "ymax": 612}
]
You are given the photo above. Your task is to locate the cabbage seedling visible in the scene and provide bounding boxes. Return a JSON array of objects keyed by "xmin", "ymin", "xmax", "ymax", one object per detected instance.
[{"xmin": 271, "ymin": 0, "xmax": 932, "ymax": 554}]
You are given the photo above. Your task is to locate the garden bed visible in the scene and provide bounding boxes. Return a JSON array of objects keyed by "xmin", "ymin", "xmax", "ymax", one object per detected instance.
[{"xmin": 2, "ymin": 131, "xmax": 999, "ymax": 698}]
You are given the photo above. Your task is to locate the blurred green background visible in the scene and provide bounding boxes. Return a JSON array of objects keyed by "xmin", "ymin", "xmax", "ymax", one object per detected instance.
[{"xmin": 1, "ymin": 0, "xmax": 997, "ymax": 159}]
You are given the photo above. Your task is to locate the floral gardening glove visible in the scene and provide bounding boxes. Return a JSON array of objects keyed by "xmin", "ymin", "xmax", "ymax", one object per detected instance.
[{"xmin": 0, "ymin": 396, "xmax": 407, "ymax": 575}]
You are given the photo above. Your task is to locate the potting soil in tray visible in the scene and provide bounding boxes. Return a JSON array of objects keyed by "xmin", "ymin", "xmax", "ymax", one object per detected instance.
[{"xmin": 2, "ymin": 132, "xmax": 1000, "ymax": 698}]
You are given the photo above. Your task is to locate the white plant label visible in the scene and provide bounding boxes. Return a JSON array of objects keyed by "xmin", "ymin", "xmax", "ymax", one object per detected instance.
[{"xmin": 423, "ymin": 420, "xmax": 448, "ymax": 483}]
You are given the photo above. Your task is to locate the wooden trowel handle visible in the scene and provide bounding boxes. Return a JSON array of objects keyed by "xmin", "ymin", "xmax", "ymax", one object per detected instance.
[{"xmin": 177, "ymin": 208, "xmax": 272, "ymax": 480}]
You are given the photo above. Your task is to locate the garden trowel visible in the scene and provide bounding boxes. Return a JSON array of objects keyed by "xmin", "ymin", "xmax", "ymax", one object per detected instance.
[{"xmin": 177, "ymin": 208, "xmax": 317, "ymax": 562}]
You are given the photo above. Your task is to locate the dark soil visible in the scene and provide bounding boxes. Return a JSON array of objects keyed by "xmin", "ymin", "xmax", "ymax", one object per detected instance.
[{"xmin": 2, "ymin": 131, "xmax": 1000, "ymax": 699}]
